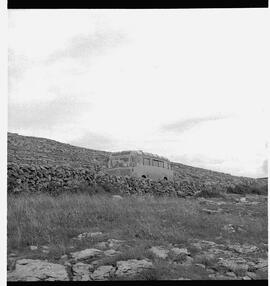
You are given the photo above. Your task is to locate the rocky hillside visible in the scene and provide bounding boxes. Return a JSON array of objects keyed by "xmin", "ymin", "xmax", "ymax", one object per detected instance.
[
  {"xmin": 172, "ymin": 162, "xmax": 257, "ymax": 190},
  {"xmin": 7, "ymin": 132, "xmax": 267, "ymax": 195},
  {"xmin": 8, "ymin": 132, "xmax": 109, "ymax": 171}
]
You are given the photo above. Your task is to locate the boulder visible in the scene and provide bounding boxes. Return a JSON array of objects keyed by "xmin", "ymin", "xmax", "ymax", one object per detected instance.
[
  {"xmin": 171, "ymin": 247, "xmax": 190, "ymax": 256},
  {"xmin": 91, "ymin": 265, "xmax": 115, "ymax": 280},
  {"xmin": 72, "ymin": 262, "xmax": 93, "ymax": 281},
  {"xmin": 180, "ymin": 256, "xmax": 194, "ymax": 266},
  {"xmin": 75, "ymin": 232, "xmax": 103, "ymax": 240},
  {"xmin": 7, "ymin": 259, "xmax": 69, "ymax": 281},
  {"xmin": 107, "ymin": 239, "xmax": 125, "ymax": 249},
  {"xmin": 149, "ymin": 246, "xmax": 169, "ymax": 259},
  {"xmin": 104, "ymin": 249, "xmax": 120, "ymax": 256},
  {"xmin": 246, "ymin": 272, "xmax": 257, "ymax": 279},
  {"xmin": 227, "ymin": 244, "xmax": 259, "ymax": 254},
  {"xmin": 115, "ymin": 259, "xmax": 153, "ymax": 278},
  {"xmin": 223, "ymin": 224, "xmax": 236, "ymax": 233},
  {"xmin": 95, "ymin": 241, "xmax": 108, "ymax": 250},
  {"xmin": 217, "ymin": 257, "xmax": 249, "ymax": 273},
  {"xmin": 255, "ymin": 258, "xmax": 268, "ymax": 271},
  {"xmin": 71, "ymin": 248, "xmax": 103, "ymax": 261}
]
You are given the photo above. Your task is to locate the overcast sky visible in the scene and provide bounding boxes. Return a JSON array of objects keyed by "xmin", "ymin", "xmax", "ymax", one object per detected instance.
[{"xmin": 8, "ymin": 10, "xmax": 268, "ymax": 178}]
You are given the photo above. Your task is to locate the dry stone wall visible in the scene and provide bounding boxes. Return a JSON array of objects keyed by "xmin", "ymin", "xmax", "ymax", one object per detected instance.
[{"xmin": 8, "ymin": 162, "xmax": 207, "ymax": 196}]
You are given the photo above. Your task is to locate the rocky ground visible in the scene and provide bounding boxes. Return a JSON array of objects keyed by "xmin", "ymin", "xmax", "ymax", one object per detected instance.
[{"xmin": 7, "ymin": 194, "xmax": 268, "ymax": 281}]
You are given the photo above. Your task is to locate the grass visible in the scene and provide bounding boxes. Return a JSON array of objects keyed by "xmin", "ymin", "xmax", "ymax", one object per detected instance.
[
  {"xmin": 8, "ymin": 193, "xmax": 267, "ymax": 249},
  {"xmin": 7, "ymin": 192, "xmax": 267, "ymax": 279}
]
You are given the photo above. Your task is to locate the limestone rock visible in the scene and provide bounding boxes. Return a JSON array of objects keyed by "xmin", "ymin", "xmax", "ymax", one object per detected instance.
[
  {"xmin": 226, "ymin": 271, "xmax": 237, "ymax": 278},
  {"xmin": 223, "ymin": 224, "xmax": 236, "ymax": 233},
  {"xmin": 75, "ymin": 232, "xmax": 103, "ymax": 240},
  {"xmin": 71, "ymin": 248, "xmax": 103, "ymax": 261},
  {"xmin": 246, "ymin": 272, "xmax": 257, "ymax": 279},
  {"xmin": 7, "ymin": 259, "xmax": 69, "ymax": 281},
  {"xmin": 7, "ymin": 257, "xmax": 17, "ymax": 271},
  {"xmin": 91, "ymin": 265, "xmax": 115, "ymax": 280},
  {"xmin": 180, "ymin": 256, "xmax": 194, "ymax": 266},
  {"xmin": 60, "ymin": 254, "xmax": 68, "ymax": 262},
  {"xmin": 217, "ymin": 257, "xmax": 249, "ymax": 273},
  {"xmin": 242, "ymin": 276, "xmax": 252, "ymax": 280},
  {"xmin": 171, "ymin": 247, "xmax": 190, "ymax": 256},
  {"xmin": 227, "ymin": 243, "xmax": 259, "ymax": 254},
  {"xmin": 115, "ymin": 259, "xmax": 153, "ymax": 278},
  {"xmin": 255, "ymin": 258, "xmax": 268, "ymax": 271},
  {"xmin": 104, "ymin": 249, "xmax": 120, "ymax": 256},
  {"xmin": 72, "ymin": 262, "xmax": 93, "ymax": 281},
  {"xmin": 149, "ymin": 246, "xmax": 169, "ymax": 259},
  {"xmin": 107, "ymin": 239, "xmax": 125, "ymax": 249},
  {"xmin": 95, "ymin": 241, "xmax": 108, "ymax": 250}
]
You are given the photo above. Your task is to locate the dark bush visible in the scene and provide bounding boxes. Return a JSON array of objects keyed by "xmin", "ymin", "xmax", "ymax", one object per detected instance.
[
  {"xmin": 227, "ymin": 183, "xmax": 268, "ymax": 195},
  {"xmin": 195, "ymin": 187, "xmax": 226, "ymax": 198}
]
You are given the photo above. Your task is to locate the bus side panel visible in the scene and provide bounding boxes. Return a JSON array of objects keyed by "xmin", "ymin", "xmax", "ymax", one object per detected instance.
[
  {"xmin": 105, "ymin": 168, "xmax": 132, "ymax": 177},
  {"xmin": 133, "ymin": 165, "xmax": 174, "ymax": 181}
]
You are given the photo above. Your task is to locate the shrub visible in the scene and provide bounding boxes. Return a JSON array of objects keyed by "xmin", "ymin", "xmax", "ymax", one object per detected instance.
[
  {"xmin": 195, "ymin": 188, "xmax": 226, "ymax": 199},
  {"xmin": 227, "ymin": 184, "xmax": 268, "ymax": 195}
]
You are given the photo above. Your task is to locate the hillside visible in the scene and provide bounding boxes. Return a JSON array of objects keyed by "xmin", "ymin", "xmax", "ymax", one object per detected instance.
[
  {"xmin": 172, "ymin": 162, "xmax": 257, "ymax": 190},
  {"xmin": 7, "ymin": 132, "xmax": 266, "ymax": 195},
  {"xmin": 8, "ymin": 132, "xmax": 109, "ymax": 171}
]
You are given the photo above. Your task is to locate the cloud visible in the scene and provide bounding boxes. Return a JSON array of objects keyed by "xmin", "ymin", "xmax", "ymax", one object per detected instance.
[
  {"xmin": 161, "ymin": 115, "xmax": 229, "ymax": 133},
  {"xmin": 8, "ymin": 50, "xmax": 33, "ymax": 90},
  {"xmin": 261, "ymin": 160, "xmax": 268, "ymax": 177},
  {"xmin": 69, "ymin": 132, "xmax": 115, "ymax": 151},
  {"xmin": 8, "ymin": 96, "xmax": 91, "ymax": 131},
  {"xmin": 171, "ymin": 154, "xmax": 225, "ymax": 166},
  {"xmin": 46, "ymin": 31, "xmax": 126, "ymax": 64}
]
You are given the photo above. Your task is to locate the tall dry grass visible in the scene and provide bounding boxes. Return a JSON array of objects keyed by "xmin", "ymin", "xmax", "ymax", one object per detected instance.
[{"xmin": 7, "ymin": 193, "xmax": 267, "ymax": 254}]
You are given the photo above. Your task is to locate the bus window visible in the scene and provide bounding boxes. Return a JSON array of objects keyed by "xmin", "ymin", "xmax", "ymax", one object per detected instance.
[
  {"xmin": 143, "ymin": 158, "xmax": 151, "ymax": 166},
  {"xmin": 158, "ymin": 161, "xmax": 164, "ymax": 168},
  {"xmin": 110, "ymin": 157, "xmax": 129, "ymax": 168},
  {"xmin": 153, "ymin": 160, "xmax": 159, "ymax": 167}
]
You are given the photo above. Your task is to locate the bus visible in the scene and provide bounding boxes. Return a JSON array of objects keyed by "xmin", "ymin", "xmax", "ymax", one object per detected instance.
[{"xmin": 105, "ymin": 150, "xmax": 174, "ymax": 181}]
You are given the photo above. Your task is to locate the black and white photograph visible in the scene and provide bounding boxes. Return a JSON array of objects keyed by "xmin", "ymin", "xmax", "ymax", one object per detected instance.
[{"xmin": 5, "ymin": 4, "xmax": 269, "ymax": 282}]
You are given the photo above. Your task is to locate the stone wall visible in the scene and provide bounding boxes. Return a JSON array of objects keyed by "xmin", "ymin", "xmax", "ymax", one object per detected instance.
[{"xmin": 8, "ymin": 162, "xmax": 212, "ymax": 197}]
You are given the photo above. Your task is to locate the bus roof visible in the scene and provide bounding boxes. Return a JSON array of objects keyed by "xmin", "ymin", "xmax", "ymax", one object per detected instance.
[{"xmin": 110, "ymin": 150, "xmax": 170, "ymax": 162}]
